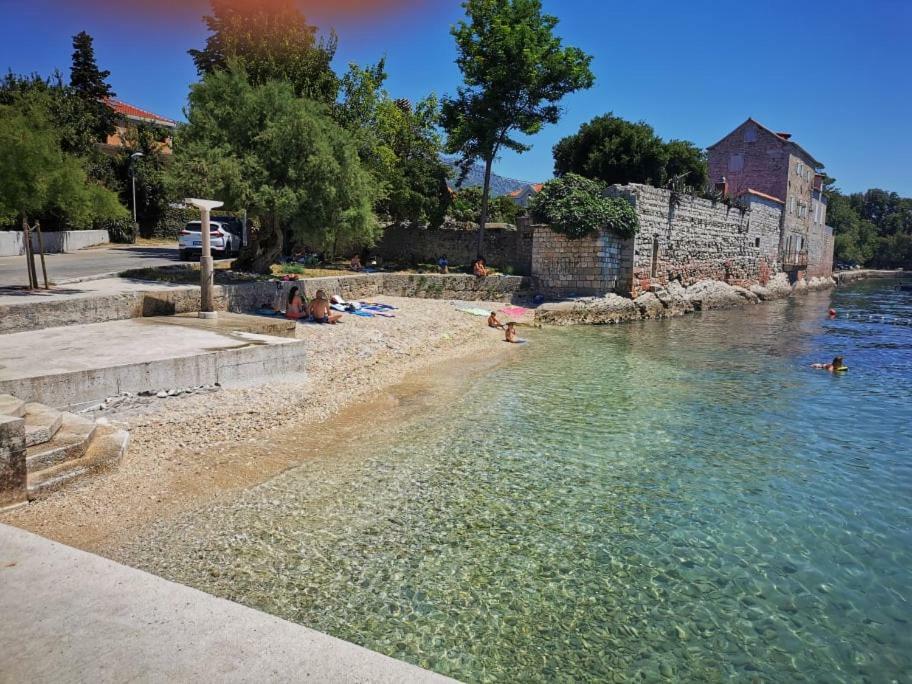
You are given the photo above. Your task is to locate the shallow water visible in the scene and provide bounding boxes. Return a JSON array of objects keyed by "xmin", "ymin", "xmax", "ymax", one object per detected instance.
[{"xmin": 122, "ymin": 281, "xmax": 912, "ymax": 682}]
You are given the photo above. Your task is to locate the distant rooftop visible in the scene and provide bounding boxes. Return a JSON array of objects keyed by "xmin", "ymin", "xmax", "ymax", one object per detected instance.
[{"xmin": 104, "ymin": 98, "xmax": 177, "ymax": 128}]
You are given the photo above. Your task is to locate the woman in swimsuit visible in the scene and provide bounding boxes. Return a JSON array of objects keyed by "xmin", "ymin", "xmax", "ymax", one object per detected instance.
[{"xmin": 285, "ymin": 286, "xmax": 308, "ymax": 320}]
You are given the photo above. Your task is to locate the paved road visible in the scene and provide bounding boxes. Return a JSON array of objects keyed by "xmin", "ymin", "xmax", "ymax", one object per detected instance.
[{"xmin": 0, "ymin": 245, "xmax": 200, "ymax": 286}]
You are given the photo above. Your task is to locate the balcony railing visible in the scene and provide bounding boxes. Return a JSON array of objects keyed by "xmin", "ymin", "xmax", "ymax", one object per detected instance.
[{"xmin": 782, "ymin": 249, "xmax": 809, "ymax": 269}]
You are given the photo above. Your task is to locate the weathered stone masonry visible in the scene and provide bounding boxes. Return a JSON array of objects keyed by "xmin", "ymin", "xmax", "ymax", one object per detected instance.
[
  {"xmin": 530, "ymin": 227, "xmax": 631, "ymax": 297},
  {"xmin": 530, "ymin": 183, "xmax": 786, "ymax": 298},
  {"xmin": 610, "ymin": 184, "xmax": 783, "ymax": 297}
]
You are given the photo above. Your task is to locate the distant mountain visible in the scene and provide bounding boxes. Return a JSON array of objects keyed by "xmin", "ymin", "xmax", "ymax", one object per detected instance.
[{"xmin": 444, "ymin": 158, "xmax": 531, "ymax": 197}]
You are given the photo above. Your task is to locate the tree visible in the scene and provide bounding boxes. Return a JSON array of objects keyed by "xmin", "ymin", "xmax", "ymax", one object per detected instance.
[
  {"xmin": 335, "ymin": 62, "xmax": 451, "ymax": 228},
  {"xmin": 0, "ymin": 94, "xmax": 127, "ymax": 232},
  {"xmin": 553, "ymin": 114, "xmax": 666, "ymax": 186},
  {"xmin": 553, "ymin": 114, "xmax": 709, "ymax": 190},
  {"xmin": 442, "ymin": 0, "xmax": 594, "ymax": 256},
  {"xmin": 189, "ymin": 0, "xmax": 338, "ymax": 104},
  {"xmin": 530, "ymin": 173, "xmax": 638, "ymax": 239},
  {"xmin": 449, "ymin": 186, "xmax": 518, "ymax": 225},
  {"xmin": 663, "ymin": 139, "xmax": 708, "ymax": 189},
  {"xmin": 68, "ymin": 31, "xmax": 117, "ymax": 146},
  {"xmin": 170, "ymin": 64, "xmax": 378, "ymax": 272}
]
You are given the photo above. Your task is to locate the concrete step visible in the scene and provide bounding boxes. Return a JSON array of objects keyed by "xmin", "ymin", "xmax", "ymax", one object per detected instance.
[
  {"xmin": 0, "ymin": 394, "xmax": 26, "ymax": 418},
  {"xmin": 26, "ymin": 413, "xmax": 97, "ymax": 472},
  {"xmin": 23, "ymin": 402, "xmax": 64, "ymax": 447},
  {"xmin": 28, "ymin": 426, "xmax": 130, "ymax": 499}
]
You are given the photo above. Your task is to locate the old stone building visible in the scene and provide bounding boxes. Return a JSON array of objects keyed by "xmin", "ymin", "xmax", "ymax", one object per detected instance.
[{"xmin": 707, "ymin": 118, "xmax": 832, "ymax": 278}]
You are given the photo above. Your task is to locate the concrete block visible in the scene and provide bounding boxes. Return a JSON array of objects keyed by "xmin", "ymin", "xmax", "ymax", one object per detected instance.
[{"xmin": 0, "ymin": 415, "xmax": 27, "ymax": 510}]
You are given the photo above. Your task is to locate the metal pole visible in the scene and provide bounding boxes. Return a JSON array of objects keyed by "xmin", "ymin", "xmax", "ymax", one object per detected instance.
[
  {"xmin": 35, "ymin": 221, "xmax": 49, "ymax": 289},
  {"xmin": 132, "ymin": 172, "xmax": 137, "ymax": 224},
  {"xmin": 199, "ymin": 207, "xmax": 215, "ymax": 318}
]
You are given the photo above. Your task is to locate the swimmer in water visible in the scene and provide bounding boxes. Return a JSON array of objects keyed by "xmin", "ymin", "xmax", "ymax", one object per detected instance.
[{"xmin": 811, "ymin": 356, "xmax": 847, "ymax": 372}]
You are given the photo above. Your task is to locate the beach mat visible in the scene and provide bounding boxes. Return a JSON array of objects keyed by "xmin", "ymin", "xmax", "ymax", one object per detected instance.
[{"xmin": 457, "ymin": 307, "xmax": 492, "ymax": 317}]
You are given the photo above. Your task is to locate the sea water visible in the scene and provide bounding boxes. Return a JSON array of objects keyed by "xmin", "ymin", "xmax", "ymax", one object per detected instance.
[{"xmin": 121, "ymin": 280, "xmax": 912, "ymax": 682}]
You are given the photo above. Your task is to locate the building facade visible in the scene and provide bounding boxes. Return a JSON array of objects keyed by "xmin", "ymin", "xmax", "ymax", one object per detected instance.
[
  {"xmin": 707, "ymin": 118, "xmax": 832, "ymax": 278},
  {"xmin": 99, "ymin": 99, "xmax": 177, "ymax": 155}
]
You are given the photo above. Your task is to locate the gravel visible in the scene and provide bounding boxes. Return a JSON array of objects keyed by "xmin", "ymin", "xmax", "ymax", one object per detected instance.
[{"xmin": 1, "ymin": 296, "xmax": 521, "ymax": 553}]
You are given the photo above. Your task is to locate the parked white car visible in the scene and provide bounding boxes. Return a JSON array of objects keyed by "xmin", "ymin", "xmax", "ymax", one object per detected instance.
[{"xmin": 177, "ymin": 218, "xmax": 242, "ymax": 260}]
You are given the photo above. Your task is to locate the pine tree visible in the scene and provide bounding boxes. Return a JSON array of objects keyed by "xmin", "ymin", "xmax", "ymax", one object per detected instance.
[
  {"xmin": 68, "ymin": 31, "xmax": 116, "ymax": 146},
  {"xmin": 70, "ymin": 31, "xmax": 114, "ymax": 100}
]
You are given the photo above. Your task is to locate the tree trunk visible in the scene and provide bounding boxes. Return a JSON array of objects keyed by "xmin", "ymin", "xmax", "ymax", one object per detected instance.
[
  {"xmin": 476, "ymin": 156, "xmax": 494, "ymax": 258},
  {"xmin": 233, "ymin": 214, "xmax": 283, "ymax": 274},
  {"xmin": 21, "ymin": 214, "xmax": 37, "ymax": 290}
]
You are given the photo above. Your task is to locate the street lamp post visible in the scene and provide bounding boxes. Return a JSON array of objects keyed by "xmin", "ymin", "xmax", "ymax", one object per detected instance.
[
  {"xmin": 130, "ymin": 152, "xmax": 144, "ymax": 232},
  {"xmin": 185, "ymin": 198, "xmax": 224, "ymax": 319}
]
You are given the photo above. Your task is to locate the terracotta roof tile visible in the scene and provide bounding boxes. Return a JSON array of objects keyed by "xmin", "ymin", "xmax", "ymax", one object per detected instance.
[
  {"xmin": 104, "ymin": 98, "xmax": 177, "ymax": 127},
  {"xmin": 739, "ymin": 188, "xmax": 785, "ymax": 204}
]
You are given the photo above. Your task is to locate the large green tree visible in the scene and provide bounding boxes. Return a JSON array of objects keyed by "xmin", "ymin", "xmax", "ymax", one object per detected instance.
[
  {"xmin": 189, "ymin": 0, "xmax": 338, "ymax": 104},
  {"xmin": 0, "ymin": 94, "xmax": 126, "ymax": 232},
  {"xmin": 442, "ymin": 0, "xmax": 594, "ymax": 255},
  {"xmin": 829, "ymin": 187, "xmax": 912, "ymax": 267},
  {"xmin": 336, "ymin": 61, "xmax": 451, "ymax": 227},
  {"xmin": 170, "ymin": 64, "xmax": 378, "ymax": 272},
  {"xmin": 553, "ymin": 113, "xmax": 706, "ymax": 189}
]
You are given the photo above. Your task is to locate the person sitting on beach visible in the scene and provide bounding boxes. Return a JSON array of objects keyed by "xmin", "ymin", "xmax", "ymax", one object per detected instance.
[
  {"xmin": 473, "ymin": 258, "xmax": 488, "ymax": 278},
  {"xmin": 284, "ymin": 286, "xmax": 308, "ymax": 320},
  {"xmin": 505, "ymin": 322, "xmax": 519, "ymax": 343},
  {"xmin": 438, "ymin": 254, "xmax": 449, "ymax": 274},
  {"xmin": 488, "ymin": 311, "xmax": 505, "ymax": 329},
  {"xmin": 811, "ymin": 356, "xmax": 847, "ymax": 372},
  {"xmin": 350, "ymin": 254, "xmax": 363, "ymax": 271},
  {"xmin": 308, "ymin": 289, "xmax": 343, "ymax": 324}
]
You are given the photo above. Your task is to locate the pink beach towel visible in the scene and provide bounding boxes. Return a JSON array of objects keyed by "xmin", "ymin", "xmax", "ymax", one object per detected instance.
[{"xmin": 500, "ymin": 306, "xmax": 529, "ymax": 317}]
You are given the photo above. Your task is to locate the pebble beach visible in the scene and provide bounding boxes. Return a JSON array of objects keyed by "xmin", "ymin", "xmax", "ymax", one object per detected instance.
[{"xmin": 1, "ymin": 296, "xmax": 529, "ymax": 553}]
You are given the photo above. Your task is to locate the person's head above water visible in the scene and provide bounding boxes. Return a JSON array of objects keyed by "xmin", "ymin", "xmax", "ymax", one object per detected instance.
[{"xmin": 832, "ymin": 356, "xmax": 846, "ymax": 368}]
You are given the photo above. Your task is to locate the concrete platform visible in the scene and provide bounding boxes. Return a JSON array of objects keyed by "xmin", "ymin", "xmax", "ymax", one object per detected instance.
[
  {"xmin": 0, "ymin": 524, "xmax": 453, "ymax": 683},
  {"xmin": 0, "ymin": 317, "xmax": 306, "ymax": 408}
]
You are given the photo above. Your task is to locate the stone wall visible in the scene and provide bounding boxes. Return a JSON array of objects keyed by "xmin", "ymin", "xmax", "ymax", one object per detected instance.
[
  {"xmin": 372, "ymin": 223, "xmax": 534, "ymax": 275},
  {"xmin": 530, "ymin": 226, "xmax": 632, "ymax": 297},
  {"xmin": 611, "ymin": 184, "xmax": 783, "ymax": 297},
  {"xmin": 806, "ymin": 222, "xmax": 835, "ymax": 278}
]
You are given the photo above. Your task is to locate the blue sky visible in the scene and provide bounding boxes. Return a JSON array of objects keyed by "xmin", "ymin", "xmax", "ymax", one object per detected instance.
[{"xmin": 1, "ymin": 0, "xmax": 910, "ymax": 195}]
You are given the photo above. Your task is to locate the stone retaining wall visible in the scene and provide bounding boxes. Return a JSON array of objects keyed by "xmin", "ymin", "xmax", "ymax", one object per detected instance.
[
  {"xmin": 0, "ymin": 273, "xmax": 530, "ymax": 335},
  {"xmin": 530, "ymin": 226, "xmax": 632, "ymax": 297},
  {"xmin": 372, "ymin": 223, "xmax": 534, "ymax": 274},
  {"xmin": 610, "ymin": 184, "xmax": 784, "ymax": 297}
]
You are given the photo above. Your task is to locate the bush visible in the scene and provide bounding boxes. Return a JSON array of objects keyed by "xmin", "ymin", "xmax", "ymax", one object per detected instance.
[
  {"xmin": 530, "ymin": 173, "xmax": 638, "ymax": 239},
  {"xmin": 97, "ymin": 216, "xmax": 135, "ymax": 243}
]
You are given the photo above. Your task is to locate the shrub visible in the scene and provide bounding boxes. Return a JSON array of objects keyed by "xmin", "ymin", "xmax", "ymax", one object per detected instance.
[
  {"xmin": 97, "ymin": 216, "xmax": 136, "ymax": 243},
  {"xmin": 531, "ymin": 173, "xmax": 638, "ymax": 239}
]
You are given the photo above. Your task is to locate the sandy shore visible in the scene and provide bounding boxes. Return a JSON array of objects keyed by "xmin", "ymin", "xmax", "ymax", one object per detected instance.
[{"xmin": 1, "ymin": 296, "xmax": 530, "ymax": 552}]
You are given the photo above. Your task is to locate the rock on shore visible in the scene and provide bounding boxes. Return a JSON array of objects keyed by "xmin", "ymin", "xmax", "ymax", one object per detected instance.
[{"xmin": 535, "ymin": 273, "xmax": 835, "ymax": 326}]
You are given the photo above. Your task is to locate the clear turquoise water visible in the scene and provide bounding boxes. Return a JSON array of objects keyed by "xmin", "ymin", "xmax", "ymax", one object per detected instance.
[{"xmin": 123, "ymin": 281, "xmax": 912, "ymax": 682}]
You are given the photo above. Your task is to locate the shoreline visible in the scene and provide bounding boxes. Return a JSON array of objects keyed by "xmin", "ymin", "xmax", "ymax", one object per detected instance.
[{"xmin": 0, "ymin": 296, "xmax": 521, "ymax": 553}]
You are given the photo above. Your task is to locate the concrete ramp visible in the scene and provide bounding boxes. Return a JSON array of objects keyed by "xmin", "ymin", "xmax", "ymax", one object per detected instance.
[{"xmin": 0, "ymin": 524, "xmax": 452, "ymax": 683}]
